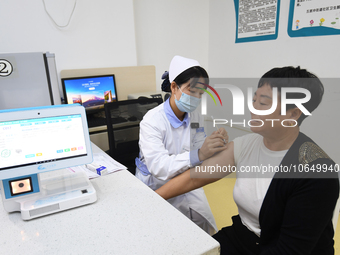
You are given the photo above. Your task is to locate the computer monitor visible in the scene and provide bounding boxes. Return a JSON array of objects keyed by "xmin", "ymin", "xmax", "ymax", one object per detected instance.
[
  {"xmin": 61, "ymin": 74, "xmax": 117, "ymax": 113},
  {"xmin": 0, "ymin": 104, "xmax": 93, "ymax": 181}
]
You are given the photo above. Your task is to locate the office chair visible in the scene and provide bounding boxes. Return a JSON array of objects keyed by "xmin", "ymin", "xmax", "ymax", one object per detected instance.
[{"xmin": 104, "ymin": 98, "xmax": 163, "ymax": 175}]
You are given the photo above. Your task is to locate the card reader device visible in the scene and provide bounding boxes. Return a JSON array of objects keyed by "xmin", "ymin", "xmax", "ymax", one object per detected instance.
[{"xmin": 0, "ymin": 104, "xmax": 97, "ymax": 220}]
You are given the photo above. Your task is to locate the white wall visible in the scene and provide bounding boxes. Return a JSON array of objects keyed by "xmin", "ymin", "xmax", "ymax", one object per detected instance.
[
  {"xmin": 0, "ymin": 0, "xmax": 137, "ymax": 75},
  {"xmin": 208, "ymin": 0, "xmax": 339, "ymax": 78},
  {"xmin": 133, "ymin": 0, "xmax": 209, "ymax": 89},
  {"xmin": 2, "ymin": 0, "xmax": 208, "ymax": 90}
]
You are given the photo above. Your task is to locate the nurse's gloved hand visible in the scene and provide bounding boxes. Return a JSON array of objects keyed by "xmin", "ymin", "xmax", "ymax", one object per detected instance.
[{"xmin": 198, "ymin": 130, "xmax": 228, "ymax": 161}]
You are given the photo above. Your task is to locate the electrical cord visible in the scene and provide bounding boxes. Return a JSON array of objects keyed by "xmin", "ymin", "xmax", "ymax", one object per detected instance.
[{"xmin": 42, "ymin": 0, "xmax": 77, "ymax": 28}]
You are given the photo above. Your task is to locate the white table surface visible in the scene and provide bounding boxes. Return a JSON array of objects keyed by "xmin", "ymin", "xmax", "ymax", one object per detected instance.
[{"xmin": 0, "ymin": 144, "xmax": 220, "ymax": 255}]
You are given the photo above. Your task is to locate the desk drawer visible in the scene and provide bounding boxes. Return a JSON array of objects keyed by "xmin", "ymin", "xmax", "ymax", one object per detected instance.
[{"xmin": 90, "ymin": 126, "xmax": 140, "ymax": 152}]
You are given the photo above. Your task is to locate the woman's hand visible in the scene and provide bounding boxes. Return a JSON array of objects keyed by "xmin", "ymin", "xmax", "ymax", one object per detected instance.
[{"xmin": 198, "ymin": 128, "xmax": 229, "ymax": 161}]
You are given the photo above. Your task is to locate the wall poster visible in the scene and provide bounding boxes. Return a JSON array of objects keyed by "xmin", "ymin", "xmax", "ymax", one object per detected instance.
[
  {"xmin": 288, "ymin": 0, "xmax": 340, "ymax": 37},
  {"xmin": 234, "ymin": 0, "xmax": 281, "ymax": 43}
]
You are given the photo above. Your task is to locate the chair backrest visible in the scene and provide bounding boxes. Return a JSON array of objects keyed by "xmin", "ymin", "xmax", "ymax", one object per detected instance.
[{"xmin": 104, "ymin": 98, "xmax": 163, "ymax": 173}]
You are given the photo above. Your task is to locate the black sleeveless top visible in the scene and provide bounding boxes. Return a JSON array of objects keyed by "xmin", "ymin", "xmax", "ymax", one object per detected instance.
[{"xmin": 259, "ymin": 132, "xmax": 339, "ymax": 254}]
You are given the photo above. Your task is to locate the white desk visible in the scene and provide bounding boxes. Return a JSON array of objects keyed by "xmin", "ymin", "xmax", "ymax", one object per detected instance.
[{"xmin": 0, "ymin": 144, "xmax": 220, "ymax": 255}]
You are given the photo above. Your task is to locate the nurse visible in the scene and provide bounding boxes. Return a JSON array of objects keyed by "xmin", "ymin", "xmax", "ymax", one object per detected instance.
[{"xmin": 135, "ymin": 55, "xmax": 228, "ymax": 235}]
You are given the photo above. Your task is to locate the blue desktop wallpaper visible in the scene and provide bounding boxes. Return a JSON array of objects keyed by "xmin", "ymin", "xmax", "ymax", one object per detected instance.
[{"xmin": 63, "ymin": 76, "xmax": 117, "ymax": 109}]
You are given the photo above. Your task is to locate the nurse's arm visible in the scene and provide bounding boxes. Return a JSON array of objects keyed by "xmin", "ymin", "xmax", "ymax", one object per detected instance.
[{"xmin": 156, "ymin": 142, "xmax": 235, "ymax": 200}]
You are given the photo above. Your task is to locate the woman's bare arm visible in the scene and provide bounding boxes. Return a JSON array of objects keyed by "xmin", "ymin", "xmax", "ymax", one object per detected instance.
[{"xmin": 156, "ymin": 142, "xmax": 235, "ymax": 200}]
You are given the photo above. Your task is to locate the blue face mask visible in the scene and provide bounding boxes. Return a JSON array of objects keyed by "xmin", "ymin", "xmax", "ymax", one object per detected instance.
[{"xmin": 174, "ymin": 86, "xmax": 201, "ymax": 113}]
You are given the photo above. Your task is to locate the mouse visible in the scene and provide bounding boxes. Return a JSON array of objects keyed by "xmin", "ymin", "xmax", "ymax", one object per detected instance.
[{"xmin": 128, "ymin": 116, "xmax": 137, "ymax": 121}]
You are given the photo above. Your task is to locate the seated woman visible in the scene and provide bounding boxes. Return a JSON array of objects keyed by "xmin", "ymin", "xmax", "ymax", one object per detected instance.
[
  {"xmin": 135, "ymin": 55, "xmax": 229, "ymax": 235},
  {"xmin": 156, "ymin": 66, "xmax": 340, "ymax": 255}
]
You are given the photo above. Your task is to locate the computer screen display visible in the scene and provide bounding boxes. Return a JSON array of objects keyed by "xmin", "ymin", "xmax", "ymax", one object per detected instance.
[
  {"xmin": 61, "ymin": 75, "xmax": 117, "ymax": 112},
  {"xmin": 0, "ymin": 105, "xmax": 92, "ymax": 180}
]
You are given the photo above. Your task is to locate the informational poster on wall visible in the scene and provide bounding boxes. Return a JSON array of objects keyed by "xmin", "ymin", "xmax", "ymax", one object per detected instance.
[
  {"xmin": 288, "ymin": 0, "xmax": 340, "ymax": 37},
  {"xmin": 234, "ymin": 0, "xmax": 280, "ymax": 43}
]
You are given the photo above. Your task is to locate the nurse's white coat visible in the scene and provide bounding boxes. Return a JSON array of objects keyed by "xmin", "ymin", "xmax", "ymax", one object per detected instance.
[{"xmin": 135, "ymin": 101, "xmax": 217, "ymax": 233}]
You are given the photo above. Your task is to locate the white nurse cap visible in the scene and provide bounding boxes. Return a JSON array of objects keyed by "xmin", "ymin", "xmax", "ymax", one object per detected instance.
[{"xmin": 169, "ymin": 55, "xmax": 201, "ymax": 83}]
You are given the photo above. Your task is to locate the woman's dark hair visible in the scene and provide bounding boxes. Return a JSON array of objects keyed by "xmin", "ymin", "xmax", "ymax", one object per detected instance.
[
  {"xmin": 258, "ymin": 66, "xmax": 324, "ymax": 126},
  {"xmin": 161, "ymin": 66, "xmax": 209, "ymax": 92}
]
